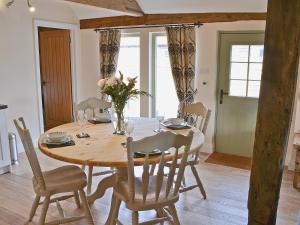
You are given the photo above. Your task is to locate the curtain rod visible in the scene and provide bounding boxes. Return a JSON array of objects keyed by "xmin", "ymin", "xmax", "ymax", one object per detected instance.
[{"xmin": 94, "ymin": 23, "xmax": 203, "ymax": 32}]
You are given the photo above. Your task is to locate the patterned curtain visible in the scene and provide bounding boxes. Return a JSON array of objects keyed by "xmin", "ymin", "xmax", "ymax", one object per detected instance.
[
  {"xmin": 166, "ymin": 26, "xmax": 196, "ymax": 116},
  {"xmin": 99, "ymin": 29, "xmax": 121, "ymax": 79}
]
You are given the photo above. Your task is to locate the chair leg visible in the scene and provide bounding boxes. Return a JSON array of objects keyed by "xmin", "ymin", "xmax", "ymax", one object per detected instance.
[
  {"xmin": 132, "ymin": 211, "xmax": 139, "ymax": 225},
  {"xmin": 28, "ymin": 195, "xmax": 40, "ymax": 222},
  {"xmin": 168, "ymin": 204, "xmax": 180, "ymax": 225},
  {"xmin": 87, "ymin": 166, "xmax": 93, "ymax": 194},
  {"xmin": 155, "ymin": 208, "xmax": 165, "ymax": 225},
  {"xmin": 182, "ymin": 174, "xmax": 186, "ymax": 187},
  {"xmin": 190, "ymin": 165, "xmax": 207, "ymax": 199},
  {"xmin": 74, "ymin": 191, "xmax": 81, "ymax": 208},
  {"xmin": 39, "ymin": 195, "xmax": 50, "ymax": 225},
  {"xmin": 110, "ymin": 193, "xmax": 121, "ymax": 225},
  {"xmin": 79, "ymin": 189, "xmax": 95, "ymax": 225}
]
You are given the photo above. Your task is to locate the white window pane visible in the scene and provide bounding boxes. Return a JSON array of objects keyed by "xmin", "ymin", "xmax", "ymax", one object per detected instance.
[
  {"xmin": 117, "ymin": 35, "xmax": 140, "ymax": 117},
  {"xmin": 230, "ymin": 80, "xmax": 247, "ymax": 97},
  {"xmin": 250, "ymin": 45, "xmax": 264, "ymax": 62},
  {"xmin": 155, "ymin": 36, "xmax": 179, "ymax": 118},
  {"xmin": 249, "ymin": 63, "xmax": 262, "ymax": 80},
  {"xmin": 231, "ymin": 45, "xmax": 249, "ymax": 62},
  {"xmin": 230, "ymin": 63, "xmax": 248, "ymax": 79},
  {"xmin": 247, "ymin": 81, "xmax": 261, "ymax": 98}
]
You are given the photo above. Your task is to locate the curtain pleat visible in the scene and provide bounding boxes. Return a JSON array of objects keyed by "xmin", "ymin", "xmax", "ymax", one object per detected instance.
[
  {"xmin": 99, "ymin": 29, "xmax": 121, "ymax": 79},
  {"xmin": 166, "ymin": 26, "xmax": 196, "ymax": 116}
]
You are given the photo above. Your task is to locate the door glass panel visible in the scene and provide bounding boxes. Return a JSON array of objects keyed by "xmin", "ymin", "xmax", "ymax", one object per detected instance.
[
  {"xmin": 250, "ymin": 45, "xmax": 264, "ymax": 62},
  {"xmin": 229, "ymin": 44, "xmax": 264, "ymax": 98},
  {"xmin": 249, "ymin": 63, "xmax": 262, "ymax": 80},
  {"xmin": 248, "ymin": 81, "xmax": 261, "ymax": 98},
  {"xmin": 230, "ymin": 80, "xmax": 247, "ymax": 97},
  {"xmin": 230, "ymin": 63, "xmax": 248, "ymax": 79},
  {"xmin": 117, "ymin": 35, "xmax": 140, "ymax": 117},
  {"xmin": 153, "ymin": 35, "xmax": 179, "ymax": 118},
  {"xmin": 231, "ymin": 45, "xmax": 249, "ymax": 62}
]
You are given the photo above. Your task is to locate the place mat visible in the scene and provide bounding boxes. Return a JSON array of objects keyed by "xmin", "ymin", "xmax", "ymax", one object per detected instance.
[
  {"xmin": 133, "ymin": 150, "xmax": 171, "ymax": 158},
  {"xmin": 45, "ymin": 140, "xmax": 75, "ymax": 149},
  {"xmin": 88, "ymin": 119, "xmax": 111, "ymax": 124},
  {"xmin": 134, "ymin": 150, "xmax": 162, "ymax": 158}
]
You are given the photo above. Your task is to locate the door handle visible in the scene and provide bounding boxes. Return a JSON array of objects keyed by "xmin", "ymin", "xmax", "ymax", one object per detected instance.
[{"xmin": 219, "ymin": 89, "xmax": 229, "ymax": 104}]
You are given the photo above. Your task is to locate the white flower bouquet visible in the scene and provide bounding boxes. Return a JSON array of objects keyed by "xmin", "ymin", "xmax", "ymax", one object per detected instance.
[{"xmin": 97, "ymin": 72, "xmax": 149, "ymax": 134}]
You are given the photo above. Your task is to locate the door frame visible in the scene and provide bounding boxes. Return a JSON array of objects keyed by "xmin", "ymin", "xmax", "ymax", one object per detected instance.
[
  {"xmin": 33, "ymin": 19, "xmax": 79, "ymax": 133},
  {"xmin": 215, "ymin": 30, "xmax": 265, "ymax": 154}
]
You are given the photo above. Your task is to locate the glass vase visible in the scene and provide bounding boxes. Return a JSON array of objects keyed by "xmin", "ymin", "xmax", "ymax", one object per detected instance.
[
  {"xmin": 110, "ymin": 103, "xmax": 125, "ymax": 135},
  {"xmin": 114, "ymin": 111, "xmax": 125, "ymax": 135}
]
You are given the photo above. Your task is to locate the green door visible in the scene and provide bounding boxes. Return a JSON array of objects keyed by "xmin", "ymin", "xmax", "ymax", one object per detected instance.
[{"xmin": 216, "ymin": 32, "xmax": 265, "ymax": 157}]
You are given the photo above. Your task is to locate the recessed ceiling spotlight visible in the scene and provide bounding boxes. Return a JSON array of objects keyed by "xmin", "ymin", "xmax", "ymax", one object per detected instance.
[
  {"xmin": 6, "ymin": 0, "xmax": 35, "ymax": 12},
  {"xmin": 6, "ymin": 0, "xmax": 14, "ymax": 8},
  {"xmin": 27, "ymin": 0, "xmax": 35, "ymax": 13}
]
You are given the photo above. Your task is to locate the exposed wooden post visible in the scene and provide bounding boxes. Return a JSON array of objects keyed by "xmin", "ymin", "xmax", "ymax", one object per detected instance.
[{"xmin": 248, "ymin": 0, "xmax": 300, "ymax": 224}]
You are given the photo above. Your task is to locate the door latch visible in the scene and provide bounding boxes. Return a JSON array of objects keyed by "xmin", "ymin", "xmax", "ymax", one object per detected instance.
[
  {"xmin": 220, "ymin": 89, "xmax": 229, "ymax": 104},
  {"xmin": 41, "ymin": 80, "xmax": 47, "ymax": 86}
]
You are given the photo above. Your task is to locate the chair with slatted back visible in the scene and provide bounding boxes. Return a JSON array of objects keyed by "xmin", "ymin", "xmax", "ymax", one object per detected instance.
[
  {"xmin": 74, "ymin": 97, "xmax": 111, "ymax": 120},
  {"xmin": 74, "ymin": 97, "xmax": 114, "ymax": 194},
  {"xmin": 14, "ymin": 117, "xmax": 94, "ymax": 225},
  {"xmin": 109, "ymin": 130, "xmax": 194, "ymax": 225},
  {"xmin": 173, "ymin": 102, "xmax": 211, "ymax": 199}
]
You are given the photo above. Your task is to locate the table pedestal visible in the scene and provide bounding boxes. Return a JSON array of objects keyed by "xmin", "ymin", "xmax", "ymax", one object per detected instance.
[{"xmin": 87, "ymin": 168, "xmax": 127, "ymax": 225}]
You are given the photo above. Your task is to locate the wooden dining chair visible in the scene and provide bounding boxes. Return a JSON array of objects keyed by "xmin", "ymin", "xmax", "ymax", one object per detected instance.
[
  {"xmin": 74, "ymin": 97, "xmax": 114, "ymax": 194},
  {"xmin": 14, "ymin": 117, "xmax": 94, "ymax": 225},
  {"xmin": 109, "ymin": 130, "xmax": 194, "ymax": 225},
  {"xmin": 170, "ymin": 102, "xmax": 211, "ymax": 199},
  {"xmin": 74, "ymin": 97, "xmax": 111, "ymax": 120}
]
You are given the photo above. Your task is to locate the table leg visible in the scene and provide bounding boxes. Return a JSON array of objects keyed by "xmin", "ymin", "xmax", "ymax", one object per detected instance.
[{"xmin": 87, "ymin": 173, "xmax": 117, "ymax": 204}]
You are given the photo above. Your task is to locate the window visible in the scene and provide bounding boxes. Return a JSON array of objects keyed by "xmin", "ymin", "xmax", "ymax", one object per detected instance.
[
  {"xmin": 229, "ymin": 44, "xmax": 264, "ymax": 98},
  {"xmin": 152, "ymin": 34, "xmax": 179, "ymax": 118},
  {"xmin": 117, "ymin": 34, "xmax": 140, "ymax": 117}
]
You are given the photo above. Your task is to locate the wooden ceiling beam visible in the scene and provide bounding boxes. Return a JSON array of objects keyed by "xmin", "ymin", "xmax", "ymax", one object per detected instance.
[
  {"xmin": 80, "ymin": 12, "xmax": 267, "ymax": 29},
  {"xmin": 64, "ymin": 0, "xmax": 144, "ymax": 17}
]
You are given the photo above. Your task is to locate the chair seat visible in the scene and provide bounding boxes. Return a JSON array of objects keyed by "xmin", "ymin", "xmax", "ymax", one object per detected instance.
[
  {"xmin": 114, "ymin": 175, "xmax": 178, "ymax": 211},
  {"xmin": 165, "ymin": 154, "xmax": 200, "ymax": 168},
  {"xmin": 33, "ymin": 165, "xmax": 87, "ymax": 195}
]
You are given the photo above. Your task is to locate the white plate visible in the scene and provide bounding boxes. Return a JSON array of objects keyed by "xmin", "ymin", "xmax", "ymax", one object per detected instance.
[
  {"xmin": 92, "ymin": 117, "xmax": 111, "ymax": 123},
  {"xmin": 44, "ymin": 135, "xmax": 72, "ymax": 145},
  {"xmin": 163, "ymin": 118, "xmax": 184, "ymax": 126},
  {"xmin": 47, "ymin": 132, "xmax": 67, "ymax": 142}
]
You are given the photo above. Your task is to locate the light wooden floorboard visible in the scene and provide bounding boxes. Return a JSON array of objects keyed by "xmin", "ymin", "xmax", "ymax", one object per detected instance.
[{"xmin": 0, "ymin": 152, "xmax": 299, "ymax": 225}]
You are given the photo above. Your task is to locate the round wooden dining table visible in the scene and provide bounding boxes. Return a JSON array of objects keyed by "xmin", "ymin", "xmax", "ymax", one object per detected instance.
[{"xmin": 38, "ymin": 117, "xmax": 204, "ymax": 225}]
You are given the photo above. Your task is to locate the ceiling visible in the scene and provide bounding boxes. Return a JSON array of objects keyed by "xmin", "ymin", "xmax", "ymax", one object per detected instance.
[{"xmin": 63, "ymin": 0, "xmax": 268, "ymax": 20}]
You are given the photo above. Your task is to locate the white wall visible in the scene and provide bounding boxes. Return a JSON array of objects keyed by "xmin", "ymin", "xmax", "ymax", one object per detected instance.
[
  {"xmin": 79, "ymin": 30, "xmax": 100, "ymax": 102},
  {"xmin": 0, "ymin": 0, "xmax": 78, "ymax": 148}
]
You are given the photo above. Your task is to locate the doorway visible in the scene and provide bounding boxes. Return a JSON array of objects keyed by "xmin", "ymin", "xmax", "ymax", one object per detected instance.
[
  {"xmin": 215, "ymin": 31, "xmax": 264, "ymax": 157},
  {"xmin": 38, "ymin": 27, "xmax": 73, "ymax": 131}
]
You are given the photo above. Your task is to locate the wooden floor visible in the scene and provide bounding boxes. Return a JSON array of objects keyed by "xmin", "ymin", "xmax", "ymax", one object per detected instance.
[{"xmin": 0, "ymin": 152, "xmax": 299, "ymax": 225}]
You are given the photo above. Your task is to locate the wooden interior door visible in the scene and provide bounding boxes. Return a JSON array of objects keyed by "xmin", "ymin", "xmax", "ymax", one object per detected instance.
[
  {"xmin": 216, "ymin": 32, "xmax": 264, "ymax": 157},
  {"xmin": 39, "ymin": 28, "xmax": 73, "ymax": 131}
]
